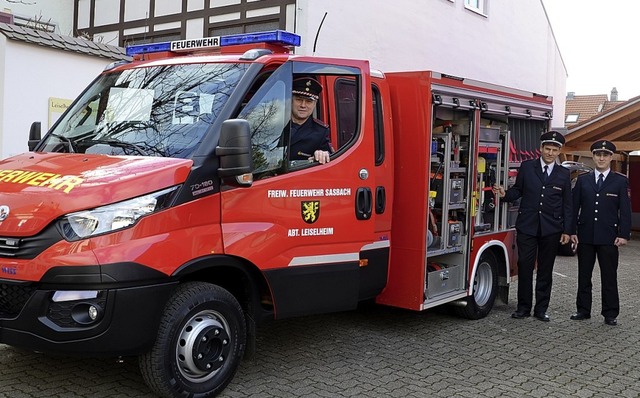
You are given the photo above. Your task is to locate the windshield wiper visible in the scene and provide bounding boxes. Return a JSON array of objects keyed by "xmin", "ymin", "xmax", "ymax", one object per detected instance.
[{"xmin": 48, "ymin": 133, "xmax": 77, "ymax": 153}]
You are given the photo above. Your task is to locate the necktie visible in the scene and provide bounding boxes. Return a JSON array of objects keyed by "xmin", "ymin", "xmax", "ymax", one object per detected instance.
[
  {"xmin": 597, "ymin": 173, "xmax": 604, "ymax": 190},
  {"xmin": 543, "ymin": 165, "xmax": 548, "ymax": 182}
]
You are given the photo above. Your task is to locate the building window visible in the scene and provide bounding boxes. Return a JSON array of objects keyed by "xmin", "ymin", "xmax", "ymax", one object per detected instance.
[
  {"xmin": 123, "ymin": 31, "xmax": 182, "ymax": 47},
  {"xmin": 465, "ymin": 0, "xmax": 486, "ymax": 15},
  {"xmin": 209, "ymin": 20, "xmax": 280, "ymax": 37},
  {"xmin": 75, "ymin": 0, "xmax": 296, "ymax": 48},
  {"xmin": 565, "ymin": 114, "xmax": 579, "ymax": 123}
]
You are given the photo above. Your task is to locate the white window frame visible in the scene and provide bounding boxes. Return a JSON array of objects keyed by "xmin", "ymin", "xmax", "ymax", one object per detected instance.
[
  {"xmin": 464, "ymin": 0, "xmax": 487, "ymax": 16},
  {"xmin": 565, "ymin": 114, "xmax": 579, "ymax": 123}
]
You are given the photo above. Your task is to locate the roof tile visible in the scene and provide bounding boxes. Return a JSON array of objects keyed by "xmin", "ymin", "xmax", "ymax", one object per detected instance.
[
  {"xmin": 565, "ymin": 94, "xmax": 610, "ymax": 125},
  {"xmin": 73, "ymin": 37, "xmax": 90, "ymax": 48},
  {"xmin": 1, "ymin": 30, "xmax": 18, "ymax": 40},
  {"xmin": 8, "ymin": 24, "xmax": 29, "ymax": 35},
  {"xmin": 0, "ymin": 22, "xmax": 130, "ymax": 61},
  {"xmin": 35, "ymin": 30, "xmax": 53, "ymax": 40},
  {"xmin": 83, "ymin": 39, "xmax": 100, "ymax": 50}
]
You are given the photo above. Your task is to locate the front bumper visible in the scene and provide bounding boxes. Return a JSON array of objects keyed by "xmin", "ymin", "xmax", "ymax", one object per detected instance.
[{"xmin": 0, "ymin": 267, "xmax": 177, "ymax": 356}]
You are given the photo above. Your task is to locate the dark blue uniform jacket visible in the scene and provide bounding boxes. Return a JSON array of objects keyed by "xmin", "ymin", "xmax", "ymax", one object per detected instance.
[
  {"xmin": 288, "ymin": 118, "xmax": 332, "ymax": 160},
  {"xmin": 571, "ymin": 171, "xmax": 631, "ymax": 245},
  {"xmin": 504, "ymin": 158, "xmax": 573, "ymax": 237}
]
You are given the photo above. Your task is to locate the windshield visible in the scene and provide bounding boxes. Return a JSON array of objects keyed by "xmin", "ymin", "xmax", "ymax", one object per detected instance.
[{"xmin": 39, "ymin": 63, "xmax": 249, "ymax": 158}]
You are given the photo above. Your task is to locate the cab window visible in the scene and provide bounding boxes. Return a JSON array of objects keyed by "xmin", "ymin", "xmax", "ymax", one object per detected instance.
[
  {"xmin": 237, "ymin": 64, "xmax": 291, "ymax": 179},
  {"xmin": 334, "ymin": 77, "xmax": 358, "ymax": 149},
  {"xmin": 238, "ymin": 62, "xmax": 361, "ymax": 180}
]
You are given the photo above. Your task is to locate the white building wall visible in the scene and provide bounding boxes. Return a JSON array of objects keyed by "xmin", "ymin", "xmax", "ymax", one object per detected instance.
[
  {"xmin": 0, "ymin": 0, "xmax": 568, "ymax": 142},
  {"xmin": 77, "ymin": 0, "xmax": 91, "ymax": 29},
  {"xmin": 94, "ymin": 0, "xmax": 120, "ymax": 26},
  {"xmin": 294, "ymin": 0, "xmax": 567, "ymax": 128},
  {"xmin": 186, "ymin": 18, "xmax": 205, "ymax": 39},
  {"xmin": 547, "ymin": 27, "xmax": 567, "ymax": 128},
  {"xmin": 95, "ymin": 30, "xmax": 120, "ymax": 47},
  {"xmin": 155, "ymin": 0, "xmax": 182, "ymax": 17},
  {"xmin": 124, "ymin": 0, "xmax": 150, "ymax": 22},
  {"xmin": 0, "ymin": 40, "xmax": 112, "ymax": 158},
  {"xmin": 188, "ymin": 0, "xmax": 205, "ymax": 12},
  {"xmin": 0, "ymin": 0, "xmax": 74, "ymax": 35},
  {"xmin": 0, "ymin": 35, "xmax": 6, "ymax": 158}
]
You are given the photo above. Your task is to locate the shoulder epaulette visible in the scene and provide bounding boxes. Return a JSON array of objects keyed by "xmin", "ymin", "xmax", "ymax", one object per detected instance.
[
  {"xmin": 313, "ymin": 118, "xmax": 329, "ymax": 128},
  {"xmin": 614, "ymin": 171, "xmax": 628, "ymax": 179},
  {"xmin": 581, "ymin": 170, "xmax": 594, "ymax": 177}
]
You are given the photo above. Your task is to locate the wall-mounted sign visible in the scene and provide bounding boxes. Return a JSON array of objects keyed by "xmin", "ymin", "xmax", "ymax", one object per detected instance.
[{"xmin": 48, "ymin": 97, "xmax": 72, "ymax": 128}]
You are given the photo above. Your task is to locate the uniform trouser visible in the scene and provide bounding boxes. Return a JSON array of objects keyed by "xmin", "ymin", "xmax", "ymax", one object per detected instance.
[
  {"xmin": 576, "ymin": 243, "xmax": 619, "ymax": 318},
  {"xmin": 516, "ymin": 232, "xmax": 561, "ymax": 315}
]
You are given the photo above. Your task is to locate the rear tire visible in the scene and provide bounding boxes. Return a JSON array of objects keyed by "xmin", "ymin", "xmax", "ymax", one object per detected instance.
[
  {"xmin": 455, "ymin": 251, "xmax": 498, "ymax": 320},
  {"xmin": 139, "ymin": 282, "xmax": 246, "ymax": 398}
]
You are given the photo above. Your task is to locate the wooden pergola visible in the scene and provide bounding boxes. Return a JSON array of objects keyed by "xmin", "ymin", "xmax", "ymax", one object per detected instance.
[
  {"xmin": 561, "ymin": 96, "xmax": 640, "ymax": 229},
  {"xmin": 563, "ymin": 96, "xmax": 640, "ymax": 170}
]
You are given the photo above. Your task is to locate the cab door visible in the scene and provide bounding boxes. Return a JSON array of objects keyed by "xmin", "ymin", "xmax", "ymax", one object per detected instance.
[{"xmin": 220, "ymin": 59, "xmax": 388, "ymax": 318}]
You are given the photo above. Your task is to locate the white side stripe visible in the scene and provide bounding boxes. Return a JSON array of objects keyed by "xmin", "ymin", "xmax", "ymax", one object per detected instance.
[
  {"xmin": 288, "ymin": 253, "xmax": 359, "ymax": 267},
  {"xmin": 287, "ymin": 240, "xmax": 390, "ymax": 267}
]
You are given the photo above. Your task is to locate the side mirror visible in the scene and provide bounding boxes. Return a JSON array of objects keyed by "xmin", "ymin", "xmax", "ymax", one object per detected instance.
[
  {"xmin": 28, "ymin": 121, "xmax": 42, "ymax": 151},
  {"xmin": 216, "ymin": 119, "xmax": 253, "ymax": 187}
]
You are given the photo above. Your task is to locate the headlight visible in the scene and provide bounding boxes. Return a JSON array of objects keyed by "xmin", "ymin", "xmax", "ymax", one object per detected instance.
[{"xmin": 57, "ymin": 186, "xmax": 180, "ymax": 241}]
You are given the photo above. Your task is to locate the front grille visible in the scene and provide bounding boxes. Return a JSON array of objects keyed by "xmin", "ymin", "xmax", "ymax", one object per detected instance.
[
  {"xmin": 0, "ymin": 282, "xmax": 37, "ymax": 316},
  {"xmin": 0, "ymin": 223, "xmax": 63, "ymax": 259},
  {"xmin": 0, "ymin": 236, "xmax": 21, "ymax": 254}
]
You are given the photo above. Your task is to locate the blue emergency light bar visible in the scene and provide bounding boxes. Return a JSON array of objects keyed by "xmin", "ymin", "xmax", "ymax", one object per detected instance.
[
  {"xmin": 126, "ymin": 41, "xmax": 172, "ymax": 56},
  {"xmin": 126, "ymin": 30, "xmax": 301, "ymax": 57},
  {"xmin": 221, "ymin": 30, "xmax": 301, "ymax": 47}
]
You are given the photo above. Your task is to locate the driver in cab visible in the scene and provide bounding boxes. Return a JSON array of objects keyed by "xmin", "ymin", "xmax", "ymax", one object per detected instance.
[{"xmin": 287, "ymin": 77, "xmax": 333, "ymax": 164}]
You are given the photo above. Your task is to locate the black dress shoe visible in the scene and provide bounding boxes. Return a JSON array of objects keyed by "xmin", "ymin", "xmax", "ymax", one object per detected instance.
[
  {"xmin": 534, "ymin": 313, "xmax": 550, "ymax": 322},
  {"xmin": 570, "ymin": 312, "xmax": 591, "ymax": 320},
  {"xmin": 604, "ymin": 318, "xmax": 618, "ymax": 326},
  {"xmin": 511, "ymin": 311, "xmax": 530, "ymax": 319}
]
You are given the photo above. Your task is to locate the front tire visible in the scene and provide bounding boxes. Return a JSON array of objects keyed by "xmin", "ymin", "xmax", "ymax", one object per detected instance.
[
  {"xmin": 140, "ymin": 282, "xmax": 246, "ymax": 398},
  {"xmin": 455, "ymin": 251, "xmax": 498, "ymax": 320}
]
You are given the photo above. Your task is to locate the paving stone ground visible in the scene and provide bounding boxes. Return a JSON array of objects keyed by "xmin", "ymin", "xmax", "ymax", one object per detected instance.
[{"xmin": 1, "ymin": 235, "xmax": 639, "ymax": 397}]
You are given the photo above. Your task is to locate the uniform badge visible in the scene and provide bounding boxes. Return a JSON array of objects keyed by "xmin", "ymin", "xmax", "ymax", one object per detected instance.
[{"xmin": 301, "ymin": 201, "xmax": 320, "ymax": 224}]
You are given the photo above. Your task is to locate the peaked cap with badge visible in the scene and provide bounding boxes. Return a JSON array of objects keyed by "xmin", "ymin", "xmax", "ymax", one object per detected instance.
[
  {"xmin": 590, "ymin": 140, "xmax": 616, "ymax": 154},
  {"xmin": 292, "ymin": 77, "xmax": 322, "ymax": 101},
  {"xmin": 540, "ymin": 130, "xmax": 565, "ymax": 147}
]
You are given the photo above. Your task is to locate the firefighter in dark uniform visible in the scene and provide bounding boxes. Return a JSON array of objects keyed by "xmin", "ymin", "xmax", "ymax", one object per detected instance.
[
  {"xmin": 286, "ymin": 77, "xmax": 333, "ymax": 164},
  {"xmin": 569, "ymin": 140, "xmax": 631, "ymax": 326},
  {"xmin": 493, "ymin": 131, "xmax": 572, "ymax": 322}
]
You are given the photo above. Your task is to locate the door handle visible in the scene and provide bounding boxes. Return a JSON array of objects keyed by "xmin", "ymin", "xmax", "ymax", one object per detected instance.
[
  {"xmin": 375, "ymin": 186, "xmax": 385, "ymax": 214},
  {"xmin": 355, "ymin": 187, "xmax": 372, "ymax": 220}
]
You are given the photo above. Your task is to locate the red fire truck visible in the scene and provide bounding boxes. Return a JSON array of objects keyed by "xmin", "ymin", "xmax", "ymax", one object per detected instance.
[{"xmin": 1, "ymin": 31, "xmax": 552, "ymax": 397}]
